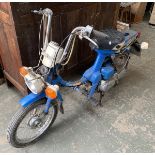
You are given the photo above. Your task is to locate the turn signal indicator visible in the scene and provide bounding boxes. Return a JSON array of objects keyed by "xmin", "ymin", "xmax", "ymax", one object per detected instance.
[
  {"xmin": 45, "ymin": 85, "xmax": 59, "ymax": 99},
  {"xmin": 19, "ymin": 67, "xmax": 29, "ymax": 77}
]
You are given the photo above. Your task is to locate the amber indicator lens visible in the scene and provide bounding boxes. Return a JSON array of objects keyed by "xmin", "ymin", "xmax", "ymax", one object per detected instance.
[
  {"xmin": 19, "ymin": 67, "xmax": 29, "ymax": 77},
  {"xmin": 45, "ymin": 86, "xmax": 57, "ymax": 99}
]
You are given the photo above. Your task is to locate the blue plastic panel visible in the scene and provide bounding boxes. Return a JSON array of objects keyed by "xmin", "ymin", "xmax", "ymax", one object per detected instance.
[
  {"xmin": 101, "ymin": 66, "xmax": 114, "ymax": 80},
  {"xmin": 19, "ymin": 92, "xmax": 45, "ymax": 107}
]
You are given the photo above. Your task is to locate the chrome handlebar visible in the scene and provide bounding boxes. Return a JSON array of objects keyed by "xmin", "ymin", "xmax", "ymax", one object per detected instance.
[
  {"xmin": 31, "ymin": 8, "xmax": 53, "ymax": 16},
  {"xmin": 32, "ymin": 9, "xmax": 99, "ymax": 65},
  {"xmin": 32, "ymin": 8, "xmax": 53, "ymax": 52},
  {"xmin": 83, "ymin": 36, "xmax": 99, "ymax": 49},
  {"xmin": 59, "ymin": 25, "xmax": 99, "ymax": 63}
]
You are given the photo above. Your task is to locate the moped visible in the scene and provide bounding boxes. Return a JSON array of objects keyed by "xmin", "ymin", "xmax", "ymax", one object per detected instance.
[{"xmin": 7, "ymin": 8, "xmax": 144, "ymax": 147}]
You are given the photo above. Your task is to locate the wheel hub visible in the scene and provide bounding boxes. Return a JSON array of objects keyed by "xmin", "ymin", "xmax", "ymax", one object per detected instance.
[{"xmin": 28, "ymin": 116, "xmax": 42, "ymax": 128}]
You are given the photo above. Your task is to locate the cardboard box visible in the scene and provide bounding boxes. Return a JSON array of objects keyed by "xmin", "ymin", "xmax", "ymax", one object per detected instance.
[
  {"xmin": 131, "ymin": 2, "xmax": 147, "ymax": 23},
  {"xmin": 117, "ymin": 21, "xmax": 129, "ymax": 32},
  {"xmin": 149, "ymin": 4, "xmax": 155, "ymax": 25}
]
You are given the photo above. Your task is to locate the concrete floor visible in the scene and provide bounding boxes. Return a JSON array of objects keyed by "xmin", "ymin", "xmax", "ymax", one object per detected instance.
[{"xmin": 0, "ymin": 20, "xmax": 155, "ymax": 153}]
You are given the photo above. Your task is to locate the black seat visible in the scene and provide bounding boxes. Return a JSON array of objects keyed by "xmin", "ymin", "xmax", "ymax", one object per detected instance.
[{"xmin": 90, "ymin": 29, "xmax": 125, "ymax": 50}]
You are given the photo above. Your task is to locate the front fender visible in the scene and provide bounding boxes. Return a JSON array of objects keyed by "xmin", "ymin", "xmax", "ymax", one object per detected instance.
[{"xmin": 19, "ymin": 92, "xmax": 45, "ymax": 108}]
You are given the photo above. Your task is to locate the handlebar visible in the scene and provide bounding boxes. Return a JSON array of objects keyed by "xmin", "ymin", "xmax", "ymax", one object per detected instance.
[
  {"xmin": 31, "ymin": 8, "xmax": 53, "ymax": 16},
  {"xmin": 31, "ymin": 9, "xmax": 43, "ymax": 15},
  {"xmin": 59, "ymin": 25, "xmax": 99, "ymax": 64},
  {"xmin": 76, "ymin": 26, "xmax": 99, "ymax": 48},
  {"xmin": 76, "ymin": 26, "xmax": 109, "ymax": 49},
  {"xmin": 83, "ymin": 36, "xmax": 99, "ymax": 48},
  {"xmin": 31, "ymin": 8, "xmax": 53, "ymax": 52}
]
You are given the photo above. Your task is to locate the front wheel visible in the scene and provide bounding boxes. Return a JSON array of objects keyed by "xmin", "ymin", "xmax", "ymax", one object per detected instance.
[{"xmin": 7, "ymin": 99, "xmax": 58, "ymax": 148}]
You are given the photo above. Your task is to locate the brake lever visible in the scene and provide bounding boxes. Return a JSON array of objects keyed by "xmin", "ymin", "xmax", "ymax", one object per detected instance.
[{"xmin": 83, "ymin": 36, "xmax": 99, "ymax": 49}]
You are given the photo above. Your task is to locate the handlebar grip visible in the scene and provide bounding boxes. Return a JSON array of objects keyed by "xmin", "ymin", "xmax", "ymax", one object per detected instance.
[
  {"xmin": 31, "ymin": 8, "xmax": 53, "ymax": 16},
  {"xmin": 31, "ymin": 9, "xmax": 43, "ymax": 15},
  {"xmin": 31, "ymin": 10, "xmax": 38, "ymax": 13}
]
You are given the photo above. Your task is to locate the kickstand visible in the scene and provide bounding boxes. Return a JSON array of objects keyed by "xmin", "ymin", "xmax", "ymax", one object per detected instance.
[{"xmin": 99, "ymin": 92, "xmax": 104, "ymax": 106}]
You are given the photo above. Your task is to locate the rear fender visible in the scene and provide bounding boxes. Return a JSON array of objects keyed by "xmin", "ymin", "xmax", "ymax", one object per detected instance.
[{"xmin": 19, "ymin": 92, "xmax": 45, "ymax": 108}]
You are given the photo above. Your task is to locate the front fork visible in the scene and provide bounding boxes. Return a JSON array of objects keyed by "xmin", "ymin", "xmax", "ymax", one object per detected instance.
[{"xmin": 44, "ymin": 90, "xmax": 64, "ymax": 114}]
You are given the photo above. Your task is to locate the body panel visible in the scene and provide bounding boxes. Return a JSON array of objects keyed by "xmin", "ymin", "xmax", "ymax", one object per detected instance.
[{"xmin": 19, "ymin": 92, "xmax": 45, "ymax": 107}]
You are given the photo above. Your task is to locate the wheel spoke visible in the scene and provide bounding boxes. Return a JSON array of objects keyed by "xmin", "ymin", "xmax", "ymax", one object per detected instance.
[
  {"xmin": 7, "ymin": 99, "xmax": 58, "ymax": 147},
  {"xmin": 15, "ymin": 103, "xmax": 55, "ymax": 143}
]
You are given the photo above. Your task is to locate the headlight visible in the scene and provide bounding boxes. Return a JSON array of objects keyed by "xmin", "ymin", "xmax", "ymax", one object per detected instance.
[
  {"xmin": 24, "ymin": 73, "xmax": 45, "ymax": 94},
  {"xmin": 19, "ymin": 66, "xmax": 45, "ymax": 94}
]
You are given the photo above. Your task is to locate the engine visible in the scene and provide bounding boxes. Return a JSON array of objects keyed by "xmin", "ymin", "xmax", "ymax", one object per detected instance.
[{"xmin": 99, "ymin": 53, "xmax": 129, "ymax": 92}]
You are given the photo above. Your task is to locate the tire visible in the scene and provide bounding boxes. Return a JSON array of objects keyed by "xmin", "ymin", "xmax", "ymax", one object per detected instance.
[{"xmin": 7, "ymin": 99, "xmax": 58, "ymax": 148}]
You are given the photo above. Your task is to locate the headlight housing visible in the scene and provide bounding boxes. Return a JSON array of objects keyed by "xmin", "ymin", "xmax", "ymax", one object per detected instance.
[{"xmin": 19, "ymin": 67, "xmax": 45, "ymax": 94}]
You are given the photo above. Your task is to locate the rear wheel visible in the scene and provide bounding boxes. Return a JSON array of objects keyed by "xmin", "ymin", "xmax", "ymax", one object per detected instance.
[{"xmin": 7, "ymin": 99, "xmax": 58, "ymax": 148}]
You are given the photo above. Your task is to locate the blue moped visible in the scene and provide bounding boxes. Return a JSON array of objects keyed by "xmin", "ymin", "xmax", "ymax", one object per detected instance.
[{"xmin": 7, "ymin": 8, "xmax": 142, "ymax": 147}]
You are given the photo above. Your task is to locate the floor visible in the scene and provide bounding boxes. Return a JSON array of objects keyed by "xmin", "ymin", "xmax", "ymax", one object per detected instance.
[{"xmin": 0, "ymin": 20, "xmax": 155, "ymax": 153}]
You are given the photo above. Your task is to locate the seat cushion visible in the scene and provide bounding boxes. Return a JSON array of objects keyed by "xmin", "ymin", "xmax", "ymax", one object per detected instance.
[{"xmin": 91, "ymin": 29, "xmax": 125, "ymax": 50}]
